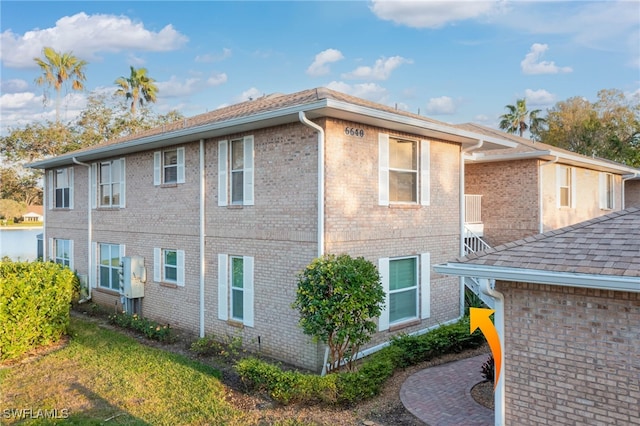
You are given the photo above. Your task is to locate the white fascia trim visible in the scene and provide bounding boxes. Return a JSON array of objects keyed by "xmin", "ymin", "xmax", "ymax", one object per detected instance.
[
  {"xmin": 433, "ymin": 263, "xmax": 640, "ymax": 293},
  {"xmin": 467, "ymin": 150, "xmax": 553, "ymax": 162}
]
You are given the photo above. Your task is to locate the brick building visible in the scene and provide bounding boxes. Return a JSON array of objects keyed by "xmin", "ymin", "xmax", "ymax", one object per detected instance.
[
  {"xmin": 435, "ymin": 207, "xmax": 640, "ymax": 425},
  {"xmin": 30, "ymin": 87, "xmax": 517, "ymax": 371}
]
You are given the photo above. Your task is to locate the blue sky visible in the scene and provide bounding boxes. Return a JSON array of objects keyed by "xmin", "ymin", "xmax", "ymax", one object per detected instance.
[{"xmin": 1, "ymin": 1, "xmax": 639, "ymax": 136}]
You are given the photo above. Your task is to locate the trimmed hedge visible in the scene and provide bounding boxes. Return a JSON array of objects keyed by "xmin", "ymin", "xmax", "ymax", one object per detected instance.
[
  {"xmin": 236, "ymin": 317, "xmax": 484, "ymax": 405},
  {"xmin": 0, "ymin": 261, "xmax": 77, "ymax": 360}
]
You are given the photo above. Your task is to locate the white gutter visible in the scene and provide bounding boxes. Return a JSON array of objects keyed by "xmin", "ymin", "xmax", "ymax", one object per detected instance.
[
  {"xmin": 298, "ymin": 111, "xmax": 325, "ymax": 258},
  {"xmin": 538, "ymin": 156, "xmax": 558, "ymax": 233},
  {"xmin": 459, "ymin": 140, "xmax": 484, "ymax": 315},
  {"xmin": 72, "ymin": 157, "xmax": 92, "ymax": 302},
  {"xmin": 622, "ymin": 172, "xmax": 640, "ymax": 209},
  {"xmin": 479, "ymin": 278, "xmax": 505, "ymax": 426},
  {"xmin": 199, "ymin": 139, "xmax": 206, "ymax": 338}
]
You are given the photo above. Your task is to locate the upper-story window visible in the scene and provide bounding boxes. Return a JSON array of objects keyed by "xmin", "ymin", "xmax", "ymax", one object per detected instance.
[
  {"xmin": 379, "ymin": 133, "xmax": 430, "ymax": 206},
  {"xmin": 92, "ymin": 159, "xmax": 126, "ymax": 208},
  {"xmin": 154, "ymin": 148, "xmax": 185, "ymax": 185},
  {"xmin": 556, "ymin": 165, "xmax": 575, "ymax": 208},
  {"xmin": 599, "ymin": 172, "xmax": 614, "ymax": 210},
  {"xmin": 218, "ymin": 136, "xmax": 254, "ymax": 206},
  {"xmin": 48, "ymin": 167, "xmax": 73, "ymax": 209}
]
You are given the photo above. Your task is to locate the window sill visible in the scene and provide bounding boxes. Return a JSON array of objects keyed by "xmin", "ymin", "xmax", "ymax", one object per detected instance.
[
  {"xmin": 227, "ymin": 319, "xmax": 244, "ymax": 329},
  {"xmin": 95, "ymin": 207, "xmax": 122, "ymax": 211},
  {"xmin": 159, "ymin": 282, "xmax": 178, "ymax": 289},
  {"xmin": 389, "ymin": 318, "xmax": 421, "ymax": 332},
  {"xmin": 51, "ymin": 207, "xmax": 72, "ymax": 211},
  {"xmin": 388, "ymin": 204, "xmax": 420, "ymax": 210},
  {"xmin": 94, "ymin": 287, "xmax": 121, "ymax": 296},
  {"xmin": 227, "ymin": 204, "xmax": 244, "ymax": 210},
  {"xmin": 160, "ymin": 183, "xmax": 178, "ymax": 188}
]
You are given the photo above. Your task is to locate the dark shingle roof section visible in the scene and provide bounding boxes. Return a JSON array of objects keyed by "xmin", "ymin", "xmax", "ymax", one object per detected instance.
[{"xmin": 459, "ymin": 207, "xmax": 640, "ymax": 277}]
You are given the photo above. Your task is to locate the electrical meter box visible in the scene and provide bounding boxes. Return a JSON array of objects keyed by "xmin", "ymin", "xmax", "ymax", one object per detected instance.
[{"xmin": 122, "ymin": 255, "xmax": 146, "ymax": 298}]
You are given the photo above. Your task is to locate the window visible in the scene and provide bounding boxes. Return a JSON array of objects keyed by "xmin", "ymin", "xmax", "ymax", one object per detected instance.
[
  {"xmin": 99, "ymin": 243, "xmax": 123, "ymax": 291},
  {"xmin": 94, "ymin": 159, "xmax": 126, "ymax": 208},
  {"xmin": 50, "ymin": 238, "xmax": 72, "ymax": 269},
  {"xmin": 217, "ymin": 254, "xmax": 254, "ymax": 326},
  {"xmin": 218, "ymin": 136, "xmax": 254, "ymax": 206},
  {"xmin": 48, "ymin": 168, "xmax": 73, "ymax": 209},
  {"xmin": 153, "ymin": 248, "xmax": 185, "ymax": 286},
  {"xmin": 379, "ymin": 133, "xmax": 429, "ymax": 206},
  {"xmin": 154, "ymin": 148, "xmax": 185, "ymax": 185},
  {"xmin": 378, "ymin": 253, "xmax": 430, "ymax": 331},
  {"xmin": 600, "ymin": 172, "xmax": 614, "ymax": 210},
  {"xmin": 556, "ymin": 165, "xmax": 575, "ymax": 208}
]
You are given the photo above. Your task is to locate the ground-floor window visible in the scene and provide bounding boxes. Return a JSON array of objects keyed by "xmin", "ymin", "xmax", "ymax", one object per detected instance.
[{"xmin": 99, "ymin": 243, "xmax": 122, "ymax": 291}]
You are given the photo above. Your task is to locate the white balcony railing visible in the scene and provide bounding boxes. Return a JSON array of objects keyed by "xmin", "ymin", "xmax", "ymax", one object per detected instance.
[{"xmin": 464, "ymin": 194, "xmax": 482, "ymax": 224}]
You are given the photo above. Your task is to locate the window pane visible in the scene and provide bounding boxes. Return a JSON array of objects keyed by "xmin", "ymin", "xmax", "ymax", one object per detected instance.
[
  {"xmin": 100, "ymin": 185, "xmax": 111, "ymax": 206},
  {"xmin": 390, "ymin": 258, "xmax": 417, "ymax": 291},
  {"xmin": 100, "ymin": 163, "xmax": 111, "ymax": 184},
  {"xmin": 164, "ymin": 150, "xmax": 178, "ymax": 166},
  {"xmin": 232, "ymin": 288, "xmax": 244, "ymax": 319},
  {"xmin": 100, "ymin": 266, "xmax": 110, "ymax": 288},
  {"xmin": 164, "ymin": 166, "xmax": 177, "ymax": 183},
  {"xmin": 55, "ymin": 189, "xmax": 64, "ymax": 208},
  {"xmin": 231, "ymin": 257, "xmax": 243, "ymax": 289},
  {"xmin": 63, "ymin": 188, "xmax": 70, "ymax": 207},
  {"xmin": 231, "ymin": 171, "xmax": 244, "ymax": 204},
  {"xmin": 390, "ymin": 289, "xmax": 417, "ymax": 323},
  {"xmin": 560, "ymin": 187, "xmax": 569, "ymax": 207},
  {"xmin": 165, "ymin": 250, "xmax": 177, "ymax": 267},
  {"xmin": 231, "ymin": 139, "xmax": 244, "ymax": 170},
  {"xmin": 100, "ymin": 244, "xmax": 110, "ymax": 265},
  {"xmin": 56, "ymin": 169, "xmax": 68, "ymax": 188},
  {"xmin": 111, "ymin": 161, "xmax": 121, "ymax": 183},
  {"xmin": 111, "ymin": 269, "xmax": 120, "ymax": 290},
  {"xmin": 111, "ymin": 246, "xmax": 121, "ymax": 267},
  {"xmin": 112, "ymin": 184, "xmax": 120, "ymax": 206},
  {"xmin": 389, "ymin": 171, "xmax": 417, "ymax": 202},
  {"xmin": 165, "ymin": 266, "xmax": 177, "ymax": 281},
  {"xmin": 390, "ymin": 139, "xmax": 417, "ymax": 170}
]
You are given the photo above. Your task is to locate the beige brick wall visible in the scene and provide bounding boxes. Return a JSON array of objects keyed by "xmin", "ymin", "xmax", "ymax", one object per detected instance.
[
  {"xmin": 45, "ymin": 118, "xmax": 465, "ymax": 371},
  {"xmin": 465, "ymin": 159, "xmax": 539, "ymax": 247},
  {"xmin": 496, "ymin": 281, "xmax": 640, "ymax": 425}
]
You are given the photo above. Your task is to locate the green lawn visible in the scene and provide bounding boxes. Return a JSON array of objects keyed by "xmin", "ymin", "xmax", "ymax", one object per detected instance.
[{"xmin": 0, "ymin": 317, "xmax": 246, "ymax": 425}]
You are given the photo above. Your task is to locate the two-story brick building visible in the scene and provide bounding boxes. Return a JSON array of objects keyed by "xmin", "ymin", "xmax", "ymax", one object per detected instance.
[{"xmin": 30, "ymin": 88, "xmax": 517, "ymax": 371}]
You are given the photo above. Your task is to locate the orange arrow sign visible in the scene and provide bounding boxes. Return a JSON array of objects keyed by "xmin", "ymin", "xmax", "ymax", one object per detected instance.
[{"xmin": 470, "ymin": 307, "xmax": 501, "ymax": 390}]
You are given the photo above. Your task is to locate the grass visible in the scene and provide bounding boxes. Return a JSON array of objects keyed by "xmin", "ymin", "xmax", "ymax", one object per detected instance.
[{"xmin": 0, "ymin": 317, "xmax": 246, "ymax": 425}]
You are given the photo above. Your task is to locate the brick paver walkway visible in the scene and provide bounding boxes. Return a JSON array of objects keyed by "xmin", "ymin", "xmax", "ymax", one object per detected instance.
[{"xmin": 400, "ymin": 354, "xmax": 494, "ymax": 426}]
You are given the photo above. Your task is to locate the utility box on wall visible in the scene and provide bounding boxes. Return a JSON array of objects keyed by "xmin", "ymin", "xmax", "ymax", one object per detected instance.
[{"xmin": 122, "ymin": 255, "xmax": 146, "ymax": 298}]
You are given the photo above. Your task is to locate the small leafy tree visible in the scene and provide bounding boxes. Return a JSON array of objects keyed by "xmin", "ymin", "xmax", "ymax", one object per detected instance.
[{"xmin": 293, "ymin": 254, "xmax": 384, "ymax": 373}]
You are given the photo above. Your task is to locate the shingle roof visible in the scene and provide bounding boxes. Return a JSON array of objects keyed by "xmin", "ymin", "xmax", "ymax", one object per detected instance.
[{"xmin": 459, "ymin": 207, "xmax": 640, "ymax": 277}]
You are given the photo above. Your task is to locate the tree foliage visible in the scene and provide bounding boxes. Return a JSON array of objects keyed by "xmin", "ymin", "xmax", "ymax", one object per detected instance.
[
  {"xmin": 292, "ymin": 254, "xmax": 384, "ymax": 373},
  {"xmin": 33, "ymin": 47, "xmax": 88, "ymax": 123},
  {"xmin": 540, "ymin": 89, "xmax": 640, "ymax": 166},
  {"xmin": 0, "ymin": 199, "xmax": 27, "ymax": 221},
  {"xmin": 498, "ymin": 98, "xmax": 546, "ymax": 140},
  {"xmin": 0, "ymin": 168, "xmax": 42, "ymax": 206},
  {"xmin": 115, "ymin": 66, "xmax": 159, "ymax": 117}
]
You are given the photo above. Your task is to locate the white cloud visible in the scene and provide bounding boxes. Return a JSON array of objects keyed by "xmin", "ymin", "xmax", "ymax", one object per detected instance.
[
  {"xmin": 325, "ymin": 81, "xmax": 388, "ymax": 104},
  {"xmin": 370, "ymin": 0, "xmax": 506, "ymax": 29},
  {"xmin": 0, "ymin": 91, "xmax": 86, "ymax": 133},
  {"xmin": 155, "ymin": 72, "xmax": 227, "ymax": 98},
  {"xmin": 524, "ymin": 88, "xmax": 556, "ymax": 106},
  {"xmin": 233, "ymin": 87, "xmax": 263, "ymax": 103},
  {"xmin": 425, "ymin": 96, "xmax": 457, "ymax": 115},
  {"xmin": 1, "ymin": 79, "xmax": 29, "ymax": 93},
  {"xmin": 342, "ymin": 56, "xmax": 412, "ymax": 80},
  {"xmin": 206, "ymin": 73, "xmax": 228, "ymax": 86},
  {"xmin": 521, "ymin": 43, "xmax": 572, "ymax": 75},
  {"xmin": 195, "ymin": 48, "xmax": 232, "ymax": 63},
  {"xmin": 306, "ymin": 48, "xmax": 344, "ymax": 77},
  {"xmin": 0, "ymin": 12, "xmax": 188, "ymax": 68}
]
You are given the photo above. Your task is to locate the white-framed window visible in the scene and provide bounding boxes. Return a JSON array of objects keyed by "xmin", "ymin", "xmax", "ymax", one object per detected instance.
[
  {"xmin": 556, "ymin": 165, "xmax": 576, "ymax": 208},
  {"xmin": 49, "ymin": 238, "xmax": 73, "ymax": 269},
  {"xmin": 378, "ymin": 253, "xmax": 430, "ymax": 331},
  {"xmin": 92, "ymin": 159, "xmax": 126, "ymax": 208},
  {"xmin": 154, "ymin": 147, "xmax": 185, "ymax": 185},
  {"xmin": 218, "ymin": 136, "xmax": 254, "ymax": 206},
  {"xmin": 217, "ymin": 254, "xmax": 254, "ymax": 326},
  {"xmin": 99, "ymin": 243, "xmax": 123, "ymax": 291},
  {"xmin": 48, "ymin": 167, "xmax": 73, "ymax": 209},
  {"xmin": 379, "ymin": 133, "xmax": 429, "ymax": 206},
  {"xmin": 153, "ymin": 248, "xmax": 185, "ymax": 286},
  {"xmin": 599, "ymin": 172, "xmax": 614, "ymax": 210}
]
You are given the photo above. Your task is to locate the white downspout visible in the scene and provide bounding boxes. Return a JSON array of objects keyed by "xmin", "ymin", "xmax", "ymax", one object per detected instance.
[
  {"xmin": 73, "ymin": 157, "xmax": 92, "ymax": 302},
  {"xmin": 538, "ymin": 156, "xmax": 558, "ymax": 233},
  {"xmin": 298, "ymin": 111, "xmax": 325, "ymax": 258},
  {"xmin": 480, "ymin": 278, "xmax": 505, "ymax": 426},
  {"xmin": 298, "ymin": 111, "xmax": 328, "ymax": 375},
  {"xmin": 199, "ymin": 139, "xmax": 206, "ymax": 338},
  {"xmin": 459, "ymin": 140, "xmax": 483, "ymax": 316},
  {"xmin": 622, "ymin": 173, "xmax": 639, "ymax": 209}
]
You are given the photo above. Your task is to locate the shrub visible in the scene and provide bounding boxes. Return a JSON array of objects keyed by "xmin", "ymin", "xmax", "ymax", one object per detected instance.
[
  {"xmin": 0, "ymin": 260, "xmax": 76, "ymax": 360},
  {"xmin": 190, "ymin": 334, "xmax": 245, "ymax": 361},
  {"xmin": 236, "ymin": 316, "xmax": 485, "ymax": 406},
  {"xmin": 108, "ymin": 311, "xmax": 174, "ymax": 343},
  {"xmin": 481, "ymin": 354, "xmax": 495, "ymax": 383},
  {"xmin": 292, "ymin": 254, "xmax": 384, "ymax": 372}
]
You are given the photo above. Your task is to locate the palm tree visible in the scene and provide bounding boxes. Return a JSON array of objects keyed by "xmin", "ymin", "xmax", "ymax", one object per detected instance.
[
  {"xmin": 114, "ymin": 66, "xmax": 158, "ymax": 117},
  {"xmin": 498, "ymin": 98, "xmax": 546, "ymax": 140},
  {"xmin": 33, "ymin": 47, "xmax": 88, "ymax": 123}
]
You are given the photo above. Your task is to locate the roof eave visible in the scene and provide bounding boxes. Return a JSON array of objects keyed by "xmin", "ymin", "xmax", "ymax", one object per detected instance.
[{"xmin": 433, "ymin": 262, "xmax": 640, "ymax": 293}]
